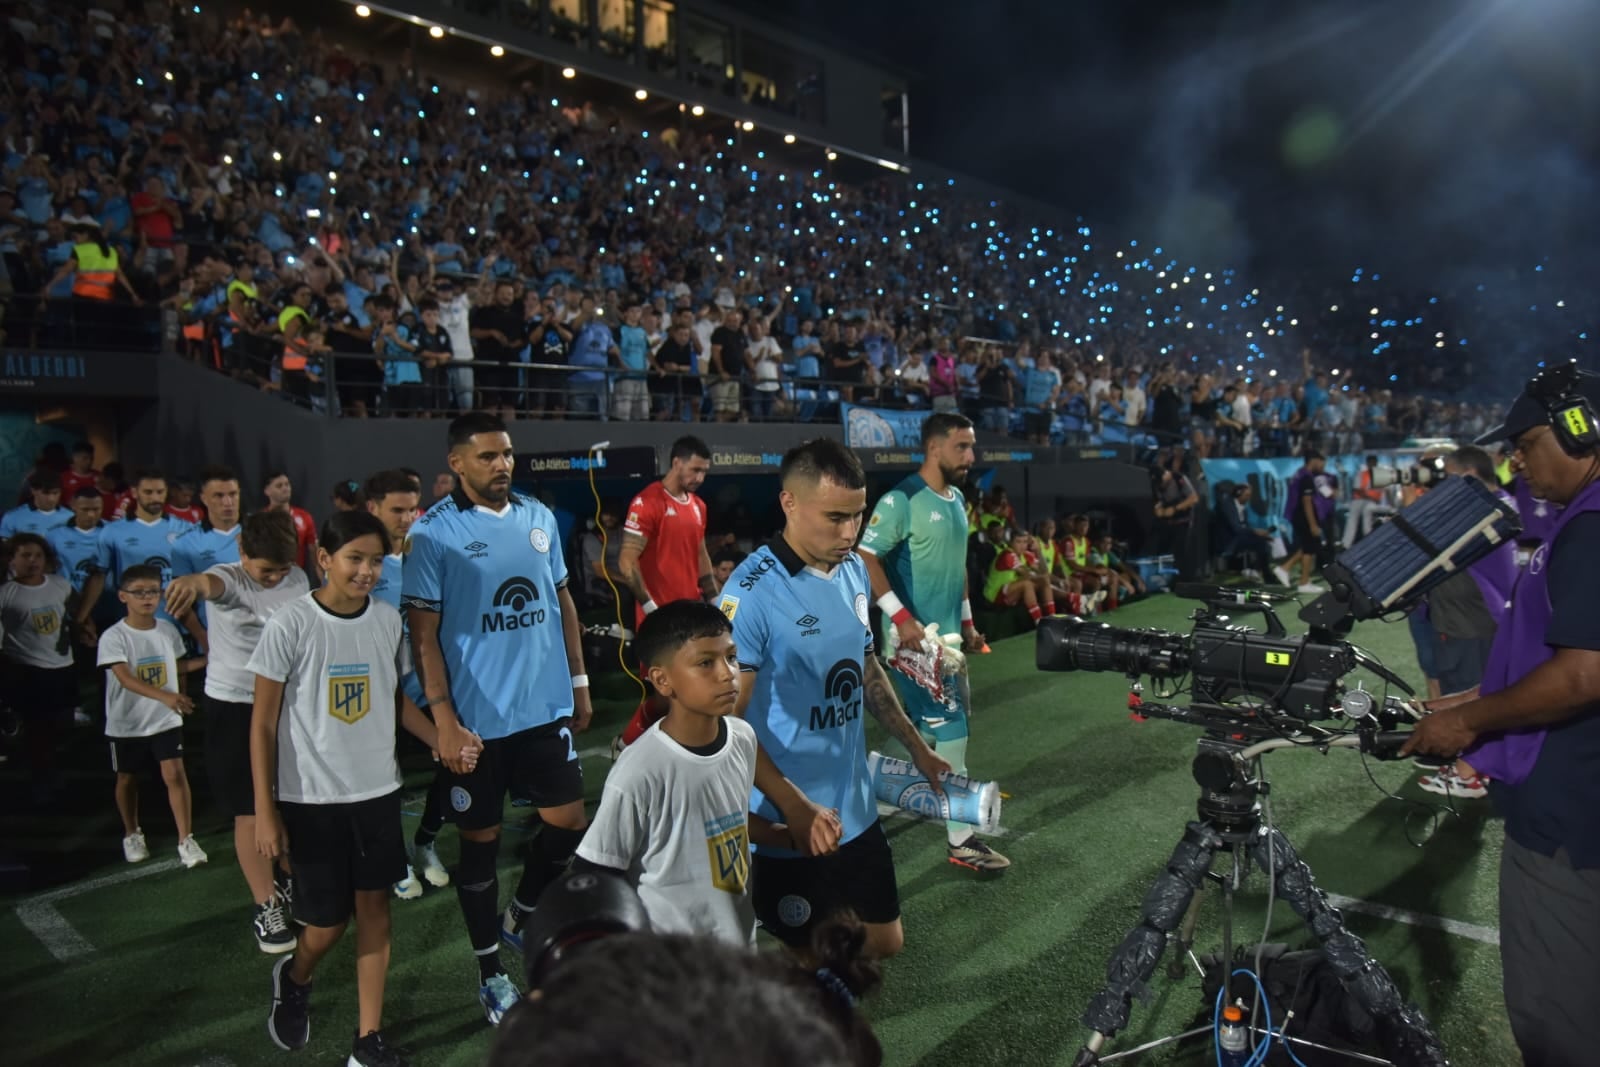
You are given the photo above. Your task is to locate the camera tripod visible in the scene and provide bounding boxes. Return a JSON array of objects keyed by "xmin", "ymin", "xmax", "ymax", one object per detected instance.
[{"xmin": 1072, "ymin": 728, "xmax": 1451, "ymax": 1067}]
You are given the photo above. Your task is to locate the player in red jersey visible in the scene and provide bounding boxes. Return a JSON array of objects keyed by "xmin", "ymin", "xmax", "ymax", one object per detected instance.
[
  {"xmin": 165, "ymin": 478, "xmax": 206, "ymax": 524},
  {"xmin": 615, "ymin": 436, "xmax": 716, "ymax": 748},
  {"xmin": 61, "ymin": 441, "xmax": 100, "ymax": 501},
  {"xmin": 261, "ymin": 470, "xmax": 317, "ymax": 569}
]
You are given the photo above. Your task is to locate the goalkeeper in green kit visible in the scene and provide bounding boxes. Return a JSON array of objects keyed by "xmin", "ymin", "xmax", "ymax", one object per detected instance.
[{"xmin": 858, "ymin": 413, "xmax": 1010, "ymax": 871}]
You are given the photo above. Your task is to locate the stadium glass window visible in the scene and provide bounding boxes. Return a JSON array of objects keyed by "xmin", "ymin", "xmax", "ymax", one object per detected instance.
[
  {"xmin": 550, "ymin": 0, "xmax": 591, "ymax": 46},
  {"xmin": 682, "ymin": 12, "xmax": 733, "ymax": 97},
  {"xmin": 641, "ymin": 0, "xmax": 676, "ymax": 74},
  {"xmin": 742, "ymin": 31, "xmax": 822, "ymax": 122},
  {"xmin": 597, "ymin": 0, "xmax": 634, "ymax": 57}
]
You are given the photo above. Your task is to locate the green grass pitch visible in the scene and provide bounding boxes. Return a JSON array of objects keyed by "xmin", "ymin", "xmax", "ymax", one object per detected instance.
[{"xmin": 1, "ymin": 593, "xmax": 1516, "ymax": 1065}]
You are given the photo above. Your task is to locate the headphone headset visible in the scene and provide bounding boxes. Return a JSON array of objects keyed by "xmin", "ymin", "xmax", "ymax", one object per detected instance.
[{"xmin": 1528, "ymin": 362, "xmax": 1599, "ymax": 456}]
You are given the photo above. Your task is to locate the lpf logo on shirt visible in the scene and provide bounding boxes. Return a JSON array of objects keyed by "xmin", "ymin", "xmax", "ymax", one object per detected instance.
[
  {"xmin": 136, "ymin": 655, "xmax": 168, "ymax": 689},
  {"xmin": 704, "ymin": 812, "xmax": 750, "ymax": 894},
  {"xmin": 30, "ymin": 608, "xmax": 60, "ymax": 635},
  {"xmin": 328, "ymin": 663, "xmax": 372, "ymax": 724}
]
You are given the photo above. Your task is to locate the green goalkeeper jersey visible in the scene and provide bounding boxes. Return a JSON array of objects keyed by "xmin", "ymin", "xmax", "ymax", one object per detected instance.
[{"xmin": 859, "ymin": 473, "xmax": 968, "ymax": 646}]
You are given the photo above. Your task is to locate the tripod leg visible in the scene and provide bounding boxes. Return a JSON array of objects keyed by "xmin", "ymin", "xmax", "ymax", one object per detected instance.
[
  {"xmin": 1247, "ymin": 826, "xmax": 1452, "ymax": 1067},
  {"xmin": 1164, "ymin": 883, "xmax": 1206, "ymax": 981},
  {"xmin": 1073, "ymin": 822, "xmax": 1223, "ymax": 1067}
]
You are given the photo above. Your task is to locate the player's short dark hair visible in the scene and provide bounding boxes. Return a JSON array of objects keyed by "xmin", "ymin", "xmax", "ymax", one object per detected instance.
[
  {"xmin": 920, "ymin": 412, "xmax": 973, "ymax": 447},
  {"xmin": 1448, "ymin": 446, "xmax": 1497, "ymax": 485},
  {"xmin": 399, "ymin": 467, "xmax": 423, "ymax": 491},
  {"xmin": 262, "ymin": 468, "xmax": 288, "ymax": 485},
  {"xmin": 5, "ymin": 532, "xmax": 54, "ymax": 564},
  {"xmin": 131, "ymin": 466, "xmax": 166, "ymax": 486},
  {"xmin": 489, "ymin": 915, "xmax": 882, "ymax": 1067},
  {"xmin": 634, "ymin": 600, "xmax": 732, "ymax": 669},
  {"xmin": 71, "ymin": 440, "xmax": 94, "ymax": 457},
  {"xmin": 712, "ymin": 547, "xmax": 746, "ymax": 568},
  {"xmin": 239, "ymin": 510, "xmax": 297, "ymax": 564},
  {"xmin": 449, "ymin": 411, "xmax": 509, "ymax": 449},
  {"xmin": 119, "ymin": 564, "xmax": 163, "ymax": 589},
  {"xmin": 319, "ymin": 509, "xmax": 391, "ymax": 556},
  {"xmin": 669, "ymin": 435, "xmax": 710, "ymax": 464},
  {"xmin": 365, "ymin": 469, "xmax": 419, "ymax": 504},
  {"xmin": 197, "ymin": 464, "xmax": 238, "ymax": 491},
  {"xmin": 72, "ymin": 486, "xmax": 102, "ymax": 502},
  {"xmin": 333, "ymin": 479, "xmax": 365, "ymax": 508},
  {"xmin": 28, "ymin": 469, "xmax": 62, "ymax": 492},
  {"xmin": 781, "ymin": 438, "xmax": 864, "ymax": 491}
]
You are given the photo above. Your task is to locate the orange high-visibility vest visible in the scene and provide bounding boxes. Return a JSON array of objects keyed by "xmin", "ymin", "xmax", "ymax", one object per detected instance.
[{"xmin": 278, "ymin": 305, "xmax": 310, "ymax": 371}]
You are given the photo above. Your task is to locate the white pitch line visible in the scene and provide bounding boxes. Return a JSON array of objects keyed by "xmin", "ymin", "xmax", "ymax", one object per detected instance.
[
  {"xmin": 578, "ymin": 745, "xmax": 610, "ymax": 761},
  {"xmin": 16, "ymin": 857, "xmax": 182, "ymax": 961},
  {"xmin": 1326, "ymin": 893, "xmax": 1499, "ymax": 946}
]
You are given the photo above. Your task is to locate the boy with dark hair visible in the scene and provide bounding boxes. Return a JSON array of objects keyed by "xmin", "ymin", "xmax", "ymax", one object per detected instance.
[
  {"xmin": 578, "ymin": 600, "xmax": 795, "ymax": 946},
  {"xmin": 1, "ymin": 469, "xmax": 65, "ymax": 538},
  {"xmin": 415, "ymin": 297, "xmax": 454, "ymax": 415},
  {"xmin": 98, "ymin": 564, "xmax": 208, "ymax": 866}
]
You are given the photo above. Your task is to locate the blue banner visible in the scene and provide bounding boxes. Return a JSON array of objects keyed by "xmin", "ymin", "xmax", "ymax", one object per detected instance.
[
  {"xmin": 1200, "ymin": 452, "xmax": 1418, "ymax": 531},
  {"xmin": 842, "ymin": 403, "xmax": 930, "ymax": 449}
]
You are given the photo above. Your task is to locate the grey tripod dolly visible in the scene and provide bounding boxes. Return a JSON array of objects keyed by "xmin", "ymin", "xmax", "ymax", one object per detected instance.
[{"xmin": 1071, "ymin": 710, "xmax": 1451, "ymax": 1067}]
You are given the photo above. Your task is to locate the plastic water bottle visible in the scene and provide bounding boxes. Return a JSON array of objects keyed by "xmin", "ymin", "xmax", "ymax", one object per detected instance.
[
  {"xmin": 1218, "ymin": 1004, "xmax": 1249, "ymax": 1066},
  {"xmin": 866, "ymin": 751, "xmax": 1002, "ymax": 834}
]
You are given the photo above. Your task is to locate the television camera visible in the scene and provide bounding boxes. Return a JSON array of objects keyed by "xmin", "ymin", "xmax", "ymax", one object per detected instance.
[{"xmin": 1038, "ymin": 472, "xmax": 1520, "ymax": 1067}]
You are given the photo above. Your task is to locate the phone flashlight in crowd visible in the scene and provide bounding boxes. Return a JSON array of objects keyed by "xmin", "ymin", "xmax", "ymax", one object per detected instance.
[
  {"xmin": 306, "ymin": 209, "xmax": 321, "ymax": 219},
  {"xmin": 285, "ymin": 255, "xmax": 296, "ymax": 265}
]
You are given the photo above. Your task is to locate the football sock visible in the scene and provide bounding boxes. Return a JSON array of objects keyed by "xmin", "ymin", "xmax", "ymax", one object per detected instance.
[
  {"xmin": 455, "ymin": 837, "xmax": 502, "ymax": 957},
  {"xmin": 415, "ymin": 771, "xmax": 448, "ymax": 846},
  {"xmin": 513, "ymin": 825, "xmax": 585, "ymax": 914},
  {"xmin": 620, "ymin": 689, "xmax": 668, "ymax": 746},
  {"xmin": 1043, "ymin": 599, "xmax": 1056, "ymax": 617},
  {"xmin": 1027, "ymin": 605, "xmax": 1042, "ymax": 622},
  {"xmin": 937, "ymin": 735, "xmax": 972, "ymax": 845}
]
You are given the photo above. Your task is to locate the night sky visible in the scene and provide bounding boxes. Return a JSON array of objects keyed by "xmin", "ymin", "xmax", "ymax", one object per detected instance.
[{"xmin": 730, "ymin": 0, "xmax": 1600, "ymax": 284}]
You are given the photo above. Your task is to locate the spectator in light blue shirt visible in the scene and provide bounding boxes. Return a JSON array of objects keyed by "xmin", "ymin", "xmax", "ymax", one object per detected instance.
[{"xmin": 567, "ymin": 296, "xmax": 617, "ymax": 419}]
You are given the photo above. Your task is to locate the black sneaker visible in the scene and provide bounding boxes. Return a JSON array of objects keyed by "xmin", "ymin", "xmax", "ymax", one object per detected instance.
[
  {"xmin": 268, "ymin": 955, "xmax": 312, "ymax": 1051},
  {"xmin": 254, "ymin": 893, "xmax": 296, "ymax": 954},
  {"xmin": 275, "ymin": 868, "xmax": 304, "ymax": 925},
  {"xmin": 348, "ymin": 1028, "xmax": 409, "ymax": 1067}
]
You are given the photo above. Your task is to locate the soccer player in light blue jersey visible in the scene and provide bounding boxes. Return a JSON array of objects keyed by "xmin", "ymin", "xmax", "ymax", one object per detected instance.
[
  {"xmin": 48, "ymin": 487, "xmax": 112, "ymax": 633},
  {"xmin": 171, "ymin": 465, "xmax": 244, "ymax": 650},
  {"xmin": 403, "ymin": 412, "xmax": 593, "ymax": 1025},
  {"xmin": 726, "ymin": 438, "xmax": 950, "ymax": 960},
  {"xmin": 859, "ymin": 412, "xmax": 1010, "ymax": 872},
  {"xmin": 103, "ymin": 469, "xmax": 197, "ymax": 638}
]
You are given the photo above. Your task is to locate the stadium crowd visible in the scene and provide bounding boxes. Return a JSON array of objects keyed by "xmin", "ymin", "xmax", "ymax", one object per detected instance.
[{"xmin": 0, "ymin": 0, "xmax": 1529, "ymax": 456}]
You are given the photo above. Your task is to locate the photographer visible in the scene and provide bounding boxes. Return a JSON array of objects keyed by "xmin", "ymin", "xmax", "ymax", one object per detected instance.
[
  {"xmin": 1151, "ymin": 466, "xmax": 1199, "ymax": 577},
  {"xmin": 1403, "ymin": 370, "xmax": 1600, "ymax": 1067}
]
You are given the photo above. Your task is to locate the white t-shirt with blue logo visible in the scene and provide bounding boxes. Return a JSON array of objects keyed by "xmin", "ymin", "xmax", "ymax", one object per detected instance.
[
  {"xmin": 98, "ymin": 618, "xmax": 186, "ymax": 738},
  {"xmin": 722, "ymin": 539, "xmax": 876, "ymax": 854},
  {"xmin": 246, "ymin": 593, "xmax": 402, "ymax": 804}
]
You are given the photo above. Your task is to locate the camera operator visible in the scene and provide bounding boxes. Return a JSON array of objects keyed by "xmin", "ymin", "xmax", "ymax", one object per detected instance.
[{"xmin": 1403, "ymin": 370, "xmax": 1600, "ymax": 1067}]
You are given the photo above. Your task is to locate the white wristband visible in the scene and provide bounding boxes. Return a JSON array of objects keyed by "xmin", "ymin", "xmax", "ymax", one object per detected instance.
[
  {"xmin": 571, "ymin": 674, "xmax": 590, "ymax": 689},
  {"xmin": 876, "ymin": 591, "xmax": 906, "ymax": 617},
  {"xmin": 961, "ymin": 599, "xmax": 974, "ymax": 624},
  {"xmin": 641, "ymin": 599, "xmax": 658, "ymax": 615}
]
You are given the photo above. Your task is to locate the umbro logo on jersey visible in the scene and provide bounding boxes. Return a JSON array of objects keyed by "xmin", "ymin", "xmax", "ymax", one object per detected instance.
[
  {"xmin": 796, "ymin": 614, "xmax": 821, "ymax": 637},
  {"xmin": 465, "ymin": 540, "xmax": 488, "ymax": 559}
]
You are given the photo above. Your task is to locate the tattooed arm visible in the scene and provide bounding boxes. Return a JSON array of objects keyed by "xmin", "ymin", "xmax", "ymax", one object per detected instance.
[
  {"xmin": 864, "ymin": 656, "xmax": 951, "ymax": 792},
  {"xmin": 616, "ymin": 530, "xmax": 657, "ymax": 610}
]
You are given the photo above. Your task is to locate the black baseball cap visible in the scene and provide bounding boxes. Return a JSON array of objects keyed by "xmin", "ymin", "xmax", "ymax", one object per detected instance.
[{"xmin": 1475, "ymin": 368, "xmax": 1600, "ymax": 445}]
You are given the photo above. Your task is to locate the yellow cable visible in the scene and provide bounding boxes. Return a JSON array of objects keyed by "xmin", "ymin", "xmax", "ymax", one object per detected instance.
[{"xmin": 587, "ymin": 443, "xmax": 646, "ymax": 698}]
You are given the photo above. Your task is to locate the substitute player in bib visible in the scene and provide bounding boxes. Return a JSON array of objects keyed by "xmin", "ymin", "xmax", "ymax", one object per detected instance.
[
  {"xmin": 615, "ymin": 436, "xmax": 717, "ymax": 750},
  {"xmin": 251, "ymin": 510, "xmax": 465, "ymax": 1067},
  {"xmin": 163, "ymin": 511, "xmax": 308, "ymax": 953},
  {"xmin": 364, "ymin": 469, "xmax": 451, "ymax": 897},
  {"xmin": 403, "ymin": 412, "xmax": 593, "ymax": 1025},
  {"xmin": 859, "ymin": 413, "xmax": 1010, "ymax": 872},
  {"xmin": 727, "ymin": 439, "xmax": 951, "ymax": 960}
]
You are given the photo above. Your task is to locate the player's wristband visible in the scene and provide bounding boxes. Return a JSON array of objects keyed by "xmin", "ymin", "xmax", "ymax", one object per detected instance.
[
  {"xmin": 571, "ymin": 674, "xmax": 590, "ymax": 689},
  {"xmin": 641, "ymin": 599, "xmax": 658, "ymax": 615},
  {"xmin": 877, "ymin": 591, "xmax": 912, "ymax": 626},
  {"xmin": 961, "ymin": 599, "xmax": 974, "ymax": 626}
]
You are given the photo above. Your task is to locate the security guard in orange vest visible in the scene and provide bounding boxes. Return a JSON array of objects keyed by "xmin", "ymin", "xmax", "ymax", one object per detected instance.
[{"xmin": 46, "ymin": 225, "xmax": 141, "ymax": 304}]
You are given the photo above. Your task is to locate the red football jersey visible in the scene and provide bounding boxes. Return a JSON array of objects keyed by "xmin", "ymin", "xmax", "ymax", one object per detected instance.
[
  {"xmin": 624, "ymin": 482, "xmax": 707, "ymax": 620},
  {"xmin": 288, "ymin": 505, "xmax": 317, "ymax": 567},
  {"xmin": 61, "ymin": 468, "xmax": 98, "ymax": 501},
  {"xmin": 166, "ymin": 504, "xmax": 205, "ymax": 524}
]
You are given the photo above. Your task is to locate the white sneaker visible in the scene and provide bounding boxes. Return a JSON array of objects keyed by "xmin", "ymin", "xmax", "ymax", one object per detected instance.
[
  {"xmin": 411, "ymin": 840, "xmax": 450, "ymax": 888},
  {"xmin": 123, "ymin": 829, "xmax": 149, "ymax": 863},
  {"xmin": 392, "ymin": 864, "xmax": 424, "ymax": 900},
  {"xmin": 73, "ymin": 708, "xmax": 92, "ymax": 727},
  {"xmin": 1241, "ymin": 568, "xmax": 1262, "ymax": 581},
  {"xmin": 1272, "ymin": 566, "xmax": 1292, "ymax": 586},
  {"xmin": 1297, "ymin": 583, "xmax": 1323, "ymax": 594},
  {"xmin": 177, "ymin": 834, "xmax": 208, "ymax": 868}
]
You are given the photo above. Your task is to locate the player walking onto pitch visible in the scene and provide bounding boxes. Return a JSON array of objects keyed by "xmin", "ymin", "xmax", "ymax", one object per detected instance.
[
  {"xmin": 403, "ymin": 412, "xmax": 594, "ymax": 1025},
  {"xmin": 859, "ymin": 413, "xmax": 1010, "ymax": 871},
  {"xmin": 725, "ymin": 438, "xmax": 952, "ymax": 959},
  {"xmin": 615, "ymin": 435, "xmax": 718, "ymax": 750}
]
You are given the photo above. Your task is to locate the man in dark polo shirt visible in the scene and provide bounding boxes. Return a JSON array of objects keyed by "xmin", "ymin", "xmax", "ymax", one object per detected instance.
[{"xmin": 1404, "ymin": 366, "xmax": 1600, "ymax": 1067}]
